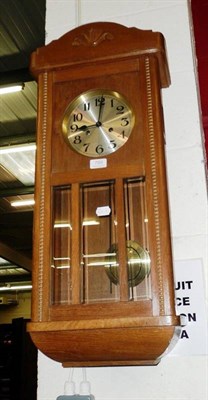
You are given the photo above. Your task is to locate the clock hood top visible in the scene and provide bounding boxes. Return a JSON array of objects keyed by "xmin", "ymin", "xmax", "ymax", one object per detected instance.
[{"xmin": 30, "ymin": 21, "xmax": 170, "ymax": 87}]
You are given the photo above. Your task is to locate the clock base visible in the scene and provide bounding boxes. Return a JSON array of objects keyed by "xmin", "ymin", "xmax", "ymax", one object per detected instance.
[{"xmin": 28, "ymin": 317, "xmax": 180, "ymax": 366}]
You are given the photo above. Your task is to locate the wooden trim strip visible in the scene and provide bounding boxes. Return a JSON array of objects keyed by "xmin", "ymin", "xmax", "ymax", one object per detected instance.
[
  {"xmin": 28, "ymin": 315, "xmax": 180, "ymax": 332},
  {"xmin": 37, "ymin": 72, "xmax": 48, "ymax": 321},
  {"xmin": 51, "ymin": 165, "xmax": 143, "ymax": 186}
]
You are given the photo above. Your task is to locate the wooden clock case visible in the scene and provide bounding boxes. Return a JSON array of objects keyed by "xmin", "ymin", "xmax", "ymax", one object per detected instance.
[{"xmin": 27, "ymin": 22, "xmax": 181, "ymax": 366}]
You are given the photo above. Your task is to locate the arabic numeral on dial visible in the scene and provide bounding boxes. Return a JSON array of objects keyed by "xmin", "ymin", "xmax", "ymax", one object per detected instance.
[
  {"xmin": 109, "ymin": 140, "xmax": 116, "ymax": 149},
  {"xmin": 121, "ymin": 117, "xmax": 129, "ymax": 126},
  {"xmin": 96, "ymin": 144, "xmax": 104, "ymax": 154},
  {"xmin": 111, "ymin": 99, "xmax": 115, "ymax": 107},
  {"xmin": 84, "ymin": 102, "xmax": 90, "ymax": 111},
  {"xmin": 74, "ymin": 135, "xmax": 82, "ymax": 144},
  {"xmin": 73, "ymin": 113, "xmax": 83, "ymax": 122},
  {"xmin": 70, "ymin": 124, "xmax": 78, "ymax": 132},
  {"xmin": 83, "ymin": 143, "xmax": 90, "ymax": 152},
  {"xmin": 95, "ymin": 97, "xmax": 105, "ymax": 106},
  {"xmin": 116, "ymin": 105, "xmax": 125, "ymax": 114}
]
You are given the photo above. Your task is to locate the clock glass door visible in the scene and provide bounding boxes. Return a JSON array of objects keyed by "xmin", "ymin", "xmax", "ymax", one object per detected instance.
[{"xmin": 50, "ymin": 177, "xmax": 151, "ymax": 306}]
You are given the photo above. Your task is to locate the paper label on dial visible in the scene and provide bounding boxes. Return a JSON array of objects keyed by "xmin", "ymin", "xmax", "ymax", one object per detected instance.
[
  {"xmin": 90, "ymin": 158, "xmax": 107, "ymax": 169},
  {"xmin": 96, "ymin": 206, "xmax": 111, "ymax": 217}
]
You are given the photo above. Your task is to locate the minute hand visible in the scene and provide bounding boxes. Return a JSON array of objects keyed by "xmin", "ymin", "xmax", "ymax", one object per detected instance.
[{"xmin": 97, "ymin": 95, "xmax": 105, "ymax": 123}]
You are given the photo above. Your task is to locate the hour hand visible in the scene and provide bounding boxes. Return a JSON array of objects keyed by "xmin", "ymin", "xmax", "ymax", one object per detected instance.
[{"xmin": 78, "ymin": 124, "xmax": 96, "ymax": 133}]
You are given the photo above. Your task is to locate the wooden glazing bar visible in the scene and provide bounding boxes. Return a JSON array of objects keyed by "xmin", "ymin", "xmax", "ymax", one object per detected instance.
[
  {"xmin": 71, "ymin": 183, "xmax": 81, "ymax": 304},
  {"xmin": 115, "ymin": 178, "xmax": 128, "ymax": 301}
]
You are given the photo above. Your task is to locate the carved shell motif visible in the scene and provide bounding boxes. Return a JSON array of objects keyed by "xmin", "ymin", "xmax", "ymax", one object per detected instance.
[{"xmin": 72, "ymin": 28, "xmax": 114, "ymax": 47}]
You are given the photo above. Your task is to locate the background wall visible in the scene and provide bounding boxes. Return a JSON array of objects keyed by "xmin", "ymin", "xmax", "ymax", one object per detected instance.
[
  {"xmin": 0, "ymin": 293, "xmax": 31, "ymax": 323},
  {"xmin": 38, "ymin": 1, "xmax": 208, "ymax": 399}
]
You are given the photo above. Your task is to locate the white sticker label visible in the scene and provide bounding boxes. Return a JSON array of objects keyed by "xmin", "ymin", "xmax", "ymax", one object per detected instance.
[
  {"xmin": 96, "ymin": 206, "xmax": 111, "ymax": 217},
  {"xmin": 90, "ymin": 158, "xmax": 107, "ymax": 169}
]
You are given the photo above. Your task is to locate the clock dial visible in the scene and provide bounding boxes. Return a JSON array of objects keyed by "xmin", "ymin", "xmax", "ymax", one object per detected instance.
[{"xmin": 62, "ymin": 89, "xmax": 135, "ymax": 157}]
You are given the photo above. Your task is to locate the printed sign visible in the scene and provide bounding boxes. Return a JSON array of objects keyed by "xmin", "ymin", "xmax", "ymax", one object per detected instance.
[{"xmin": 169, "ymin": 259, "xmax": 208, "ymax": 356}]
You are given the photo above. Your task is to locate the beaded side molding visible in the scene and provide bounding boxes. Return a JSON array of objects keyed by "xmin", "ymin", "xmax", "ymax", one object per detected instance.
[{"xmin": 145, "ymin": 57, "xmax": 165, "ymax": 315}]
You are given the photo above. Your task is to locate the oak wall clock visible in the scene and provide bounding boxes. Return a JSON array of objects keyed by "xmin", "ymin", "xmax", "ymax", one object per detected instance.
[{"xmin": 28, "ymin": 22, "xmax": 181, "ymax": 366}]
